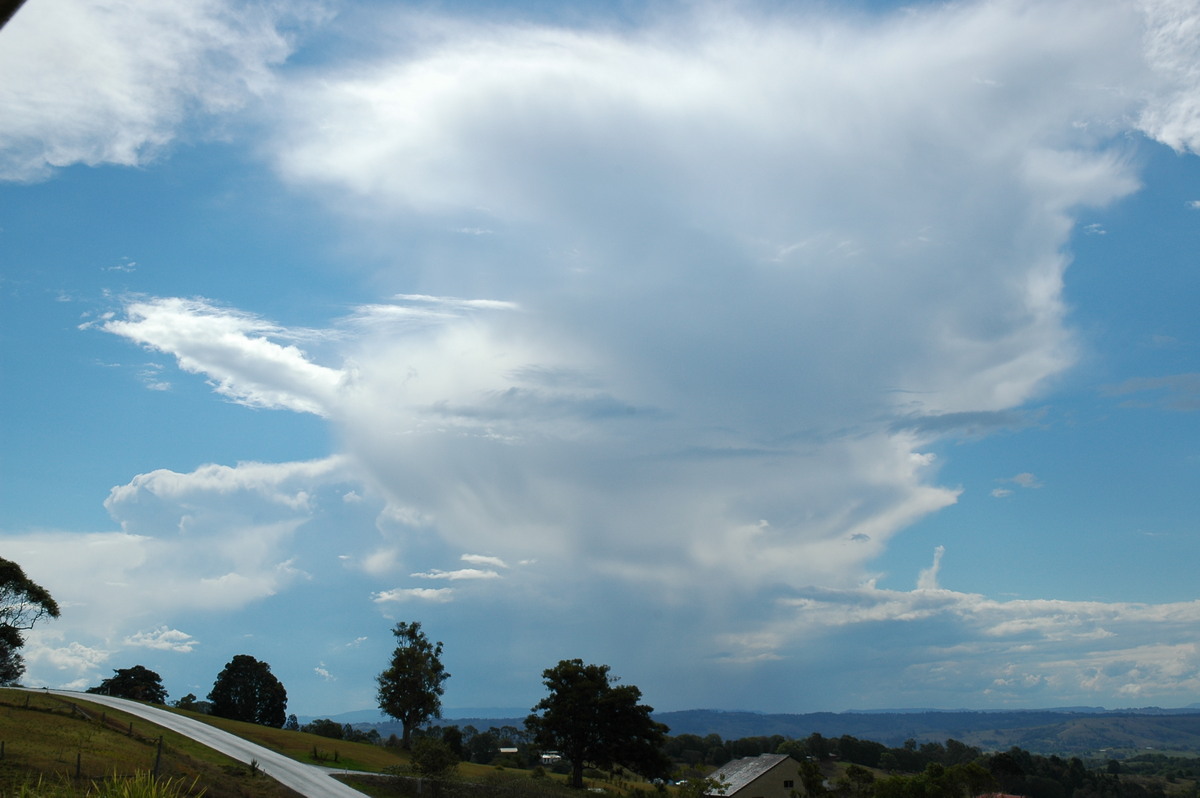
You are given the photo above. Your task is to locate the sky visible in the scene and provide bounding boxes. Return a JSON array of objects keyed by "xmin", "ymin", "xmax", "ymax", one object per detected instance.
[{"xmin": 2, "ymin": 0, "xmax": 1200, "ymax": 721}]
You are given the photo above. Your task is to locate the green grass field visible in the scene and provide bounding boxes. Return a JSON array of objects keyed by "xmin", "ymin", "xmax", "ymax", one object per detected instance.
[
  {"xmin": 0, "ymin": 689, "xmax": 304, "ymax": 797},
  {"xmin": 165, "ymin": 708, "xmax": 411, "ymax": 773}
]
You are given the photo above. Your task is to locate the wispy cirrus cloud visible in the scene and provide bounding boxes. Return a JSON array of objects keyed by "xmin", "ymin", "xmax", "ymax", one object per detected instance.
[
  {"xmin": 1103, "ymin": 373, "xmax": 1200, "ymax": 411},
  {"xmin": 992, "ymin": 472, "xmax": 1044, "ymax": 497}
]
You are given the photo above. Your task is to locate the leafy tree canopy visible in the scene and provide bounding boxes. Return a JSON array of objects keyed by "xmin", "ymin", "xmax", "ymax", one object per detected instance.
[
  {"xmin": 377, "ymin": 621, "xmax": 450, "ymax": 749},
  {"xmin": 87, "ymin": 665, "xmax": 168, "ymax": 704},
  {"xmin": 525, "ymin": 659, "xmax": 670, "ymax": 789},
  {"xmin": 173, "ymin": 693, "xmax": 210, "ymax": 713},
  {"xmin": 0, "ymin": 557, "xmax": 60, "ymax": 685},
  {"xmin": 303, "ymin": 718, "xmax": 345, "ymax": 739},
  {"xmin": 410, "ymin": 736, "xmax": 460, "ymax": 780},
  {"xmin": 208, "ymin": 654, "xmax": 288, "ymax": 727}
]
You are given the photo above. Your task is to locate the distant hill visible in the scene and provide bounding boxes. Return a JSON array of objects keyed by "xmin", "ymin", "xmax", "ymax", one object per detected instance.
[
  {"xmin": 352, "ymin": 706, "xmax": 1200, "ymax": 757},
  {"xmin": 653, "ymin": 708, "xmax": 1200, "ymax": 755},
  {"xmin": 300, "ymin": 707, "xmax": 528, "ymax": 726}
]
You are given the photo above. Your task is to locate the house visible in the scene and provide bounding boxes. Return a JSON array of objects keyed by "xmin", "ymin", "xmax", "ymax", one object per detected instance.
[{"xmin": 705, "ymin": 753, "xmax": 800, "ymax": 798}]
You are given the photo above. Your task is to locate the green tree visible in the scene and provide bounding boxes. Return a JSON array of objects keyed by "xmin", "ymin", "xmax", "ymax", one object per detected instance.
[
  {"xmin": 208, "ymin": 654, "xmax": 288, "ymax": 727},
  {"xmin": 0, "ymin": 557, "xmax": 60, "ymax": 685},
  {"xmin": 411, "ymin": 736, "xmax": 460, "ymax": 780},
  {"xmin": 678, "ymin": 774, "xmax": 730, "ymax": 798},
  {"xmin": 87, "ymin": 665, "xmax": 168, "ymax": 703},
  {"xmin": 174, "ymin": 693, "xmax": 201, "ymax": 711},
  {"xmin": 525, "ymin": 658, "xmax": 670, "ymax": 789},
  {"xmin": 377, "ymin": 621, "xmax": 450, "ymax": 749},
  {"xmin": 303, "ymin": 718, "xmax": 345, "ymax": 739},
  {"xmin": 844, "ymin": 764, "xmax": 876, "ymax": 798},
  {"xmin": 799, "ymin": 759, "xmax": 829, "ymax": 798}
]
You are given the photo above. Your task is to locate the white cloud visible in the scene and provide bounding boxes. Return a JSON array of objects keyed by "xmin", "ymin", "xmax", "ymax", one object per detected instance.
[
  {"xmin": 23, "ymin": 638, "xmax": 111, "ymax": 687},
  {"xmin": 1, "ymin": 455, "xmax": 369, "ymax": 690},
  {"xmin": 917, "ymin": 546, "xmax": 946, "ymax": 590},
  {"xmin": 124, "ymin": 626, "xmax": 197, "ymax": 653},
  {"xmin": 249, "ymin": 1, "xmax": 1161, "ymax": 614},
  {"xmin": 994, "ymin": 472, "xmax": 1044, "ymax": 495},
  {"xmin": 410, "ymin": 569, "xmax": 501, "ymax": 581},
  {"xmin": 105, "ymin": 455, "xmax": 348, "ymax": 513},
  {"xmin": 83, "ymin": 2, "xmax": 1198, "ymax": 689},
  {"xmin": 99, "ymin": 297, "xmax": 344, "ymax": 416},
  {"xmin": 720, "ymin": 582, "xmax": 1200, "ymax": 706},
  {"xmin": 461, "ymin": 554, "xmax": 509, "ymax": 569},
  {"xmin": 372, "ymin": 588, "xmax": 455, "ymax": 603},
  {"xmin": 1011, "ymin": 473, "xmax": 1043, "ymax": 489},
  {"xmin": 0, "ymin": 0, "xmax": 324, "ymax": 181},
  {"xmin": 1135, "ymin": 0, "xmax": 1200, "ymax": 153}
]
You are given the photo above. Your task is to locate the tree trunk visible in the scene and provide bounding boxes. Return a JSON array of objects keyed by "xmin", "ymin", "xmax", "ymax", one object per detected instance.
[{"xmin": 572, "ymin": 760, "xmax": 585, "ymax": 789}]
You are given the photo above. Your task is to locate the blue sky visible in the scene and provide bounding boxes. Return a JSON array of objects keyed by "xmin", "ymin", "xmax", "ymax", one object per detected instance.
[{"xmin": 3, "ymin": 0, "xmax": 1200, "ymax": 719}]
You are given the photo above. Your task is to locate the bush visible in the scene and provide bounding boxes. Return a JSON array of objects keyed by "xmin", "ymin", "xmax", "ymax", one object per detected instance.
[
  {"xmin": 301, "ymin": 718, "xmax": 345, "ymax": 739},
  {"xmin": 412, "ymin": 737, "xmax": 459, "ymax": 780}
]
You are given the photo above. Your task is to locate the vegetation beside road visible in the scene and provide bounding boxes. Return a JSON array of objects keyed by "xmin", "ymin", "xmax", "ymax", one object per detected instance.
[
  {"xmin": 172, "ymin": 707, "xmax": 405, "ymax": 773},
  {"xmin": 0, "ymin": 688, "xmax": 301, "ymax": 796}
]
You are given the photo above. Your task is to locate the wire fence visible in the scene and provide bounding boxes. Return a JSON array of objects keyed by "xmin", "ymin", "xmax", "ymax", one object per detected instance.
[{"xmin": 0, "ymin": 691, "xmax": 263, "ymax": 791}]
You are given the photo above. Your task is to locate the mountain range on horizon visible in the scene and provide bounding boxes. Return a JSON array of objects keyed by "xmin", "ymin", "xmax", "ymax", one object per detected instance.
[
  {"xmin": 296, "ymin": 704, "xmax": 1200, "ymax": 756},
  {"xmin": 301, "ymin": 703, "xmax": 1200, "ymax": 725}
]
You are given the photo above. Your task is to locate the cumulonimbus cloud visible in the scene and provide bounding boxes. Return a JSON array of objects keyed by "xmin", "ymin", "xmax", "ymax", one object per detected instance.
[{"xmin": 20, "ymin": 0, "xmax": 1200, "ymax": 705}]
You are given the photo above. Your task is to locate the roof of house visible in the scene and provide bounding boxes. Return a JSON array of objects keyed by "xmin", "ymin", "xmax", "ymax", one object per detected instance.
[{"xmin": 708, "ymin": 753, "xmax": 795, "ymax": 796}]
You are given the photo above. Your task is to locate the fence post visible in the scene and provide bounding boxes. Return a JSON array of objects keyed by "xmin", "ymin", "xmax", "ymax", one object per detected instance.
[
  {"xmin": 76, "ymin": 752, "xmax": 81, "ymax": 778},
  {"xmin": 154, "ymin": 736, "xmax": 163, "ymax": 777}
]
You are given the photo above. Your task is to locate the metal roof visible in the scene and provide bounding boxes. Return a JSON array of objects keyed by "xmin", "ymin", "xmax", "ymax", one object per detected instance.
[{"xmin": 708, "ymin": 753, "xmax": 795, "ymax": 796}]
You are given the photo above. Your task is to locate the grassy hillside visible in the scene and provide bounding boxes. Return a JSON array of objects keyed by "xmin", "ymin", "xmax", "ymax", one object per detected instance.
[
  {"xmin": 0, "ymin": 689, "xmax": 572, "ymax": 798},
  {"xmin": 172, "ymin": 709, "xmax": 409, "ymax": 773},
  {"xmin": 0, "ymin": 688, "xmax": 303, "ymax": 796}
]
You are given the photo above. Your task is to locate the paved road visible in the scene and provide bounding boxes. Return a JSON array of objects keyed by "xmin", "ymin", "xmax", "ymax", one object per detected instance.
[{"xmin": 23, "ymin": 689, "xmax": 369, "ymax": 798}]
